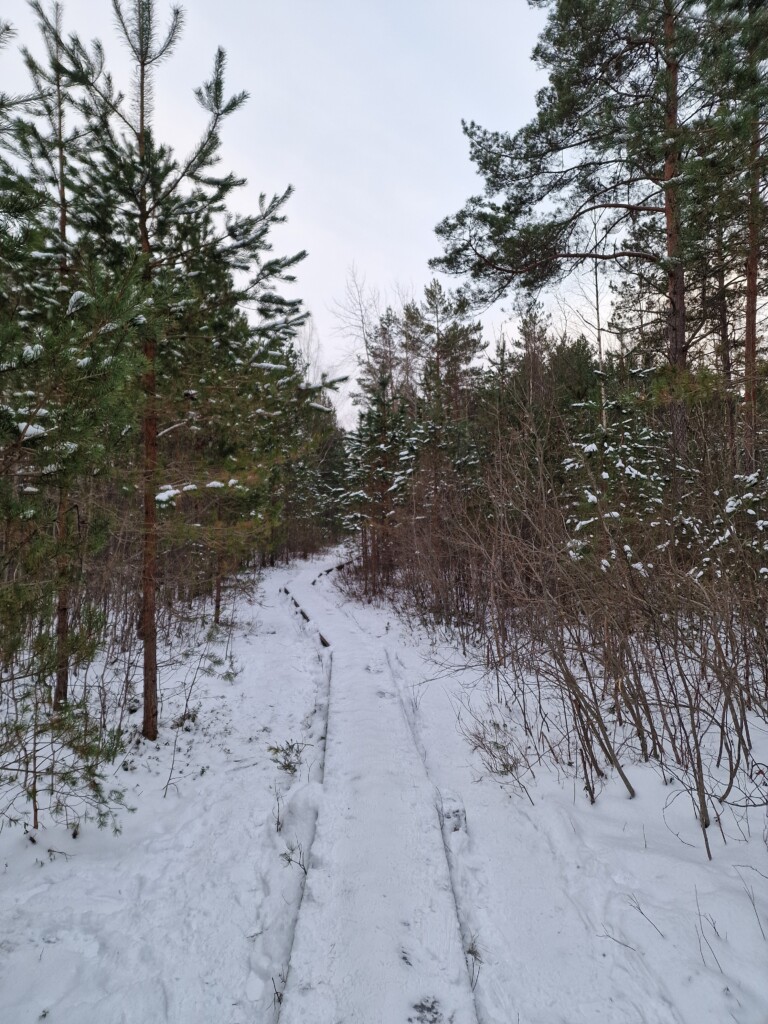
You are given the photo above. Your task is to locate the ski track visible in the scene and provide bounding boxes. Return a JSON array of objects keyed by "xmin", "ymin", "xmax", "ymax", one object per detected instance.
[{"xmin": 278, "ymin": 564, "xmax": 478, "ymax": 1024}]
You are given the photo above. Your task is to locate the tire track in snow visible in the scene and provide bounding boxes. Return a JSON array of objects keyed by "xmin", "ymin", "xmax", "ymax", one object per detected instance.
[
  {"xmin": 385, "ymin": 647, "xmax": 488, "ymax": 1024},
  {"xmin": 384, "ymin": 642, "xmax": 686, "ymax": 1024},
  {"xmin": 279, "ymin": 586, "xmax": 334, "ymax": 1008},
  {"xmin": 283, "ymin": 586, "xmax": 332, "ymax": 649},
  {"xmin": 247, "ymin": 584, "xmax": 333, "ymax": 1022},
  {"xmin": 277, "ymin": 573, "xmax": 478, "ymax": 1024}
]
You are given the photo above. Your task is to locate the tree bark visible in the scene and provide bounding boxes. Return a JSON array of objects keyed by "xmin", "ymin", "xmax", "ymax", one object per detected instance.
[
  {"xmin": 137, "ymin": 46, "xmax": 159, "ymax": 740},
  {"xmin": 716, "ymin": 249, "xmax": 737, "ymax": 467},
  {"xmin": 53, "ymin": 21, "xmax": 70, "ymax": 709},
  {"xmin": 743, "ymin": 122, "xmax": 760, "ymax": 472},
  {"xmin": 663, "ymin": 2, "xmax": 687, "ymax": 454},
  {"xmin": 53, "ymin": 489, "xmax": 69, "ymax": 710},
  {"xmin": 141, "ymin": 333, "xmax": 159, "ymax": 740}
]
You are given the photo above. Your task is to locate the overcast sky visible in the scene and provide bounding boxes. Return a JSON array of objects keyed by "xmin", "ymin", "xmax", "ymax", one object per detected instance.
[{"xmin": 5, "ymin": 0, "xmax": 546, "ymax": 407}]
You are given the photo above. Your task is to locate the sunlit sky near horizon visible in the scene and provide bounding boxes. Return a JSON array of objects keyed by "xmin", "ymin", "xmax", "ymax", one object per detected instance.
[{"xmin": 5, "ymin": 0, "xmax": 548, "ymax": 417}]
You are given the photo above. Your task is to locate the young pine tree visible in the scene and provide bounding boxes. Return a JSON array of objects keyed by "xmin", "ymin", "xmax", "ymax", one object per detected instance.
[{"xmin": 57, "ymin": 0, "xmax": 307, "ymax": 739}]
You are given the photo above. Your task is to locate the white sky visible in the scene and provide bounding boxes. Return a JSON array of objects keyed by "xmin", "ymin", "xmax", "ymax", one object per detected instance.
[{"xmin": 4, "ymin": 0, "xmax": 547, "ymax": 410}]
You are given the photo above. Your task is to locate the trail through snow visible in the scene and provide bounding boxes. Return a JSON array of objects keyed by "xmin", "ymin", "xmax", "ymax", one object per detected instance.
[
  {"xmin": 280, "ymin": 558, "xmax": 768, "ymax": 1024},
  {"xmin": 278, "ymin": 578, "xmax": 476, "ymax": 1024},
  {"xmin": 1, "ymin": 550, "xmax": 766, "ymax": 1024}
]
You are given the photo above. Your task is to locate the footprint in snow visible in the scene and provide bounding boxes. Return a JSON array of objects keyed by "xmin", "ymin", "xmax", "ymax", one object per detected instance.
[
  {"xmin": 408, "ymin": 996, "xmax": 453, "ymax": 1023},
  {"xmin": 438, "ymin": 791, "xmax": 467, "ymax": 835}
]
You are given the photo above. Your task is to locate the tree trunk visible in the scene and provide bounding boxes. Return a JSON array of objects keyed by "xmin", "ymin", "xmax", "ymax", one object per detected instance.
[
  {"xmin": 716, "ymin": 254, "xmax": 737, "ymax": 467},
  {"xmin": 743, "ymin": 122, "xmax": 760, "ymax": 473},
  {"xmin": 53, "ymin": 14, "xmax": 70, "ymax": 711},
  {"xmin": 141, "ymin": 336, "xmax": 159, "ymax": 740},
  {"xmin": 214, "ymin": 568, "xmax": 223, "ymax": 626},
  {"xmin": 137, "ymin": 54, "xmax": 159, "ymax": 741},
  {"xmin": 593, "ymin": 243, "xmax": 607, "ymax": 431},
  {"xmin": 53, "ymin": 490, "xmax": 69, "ymax": 709},
  {"xmin": 214, "ymin": 511, "xmax": 223, "ymax": 625},
  {"xmin": 663, "ymin": 2, "xmax": 687, "ymax": 453}
]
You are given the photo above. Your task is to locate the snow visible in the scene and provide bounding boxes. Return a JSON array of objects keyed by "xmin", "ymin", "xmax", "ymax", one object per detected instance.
[
  {"xmin": 0, "ymin": 551, "xmax": 766, "ymax": 1024},
  {"xmin": 66, "ymin": 291, "xmax": 92, "ymax": 316},
  {"xmin": 155, "ymin": 487, "xmax": 181, "ymax": 503},
  {"xmin": 0, "ymin": 584, "xmax": 323, "ymax": 1024},
  {"xmin": 16, "ymin": 422, "xmax": 46, "ymax": 439},
  {"xmin": 21, "ymin": 344, "xmax": 43, "ymax": 362},
  {"xmin": 575, "ymin": 517, "xmax": 598, "ymax": 531},
  {"xmin": 277, "ymin": 582, "xmax": 476, "ymax": 1024}
]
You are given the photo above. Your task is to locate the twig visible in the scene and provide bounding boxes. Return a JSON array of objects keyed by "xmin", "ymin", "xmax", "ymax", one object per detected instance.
[
  {"xmin": 734, "ymin": 863, "xmax": 768, "ymax": 881},
  {"xmin": 272, "ymin": 976, "xmax": 283, "ymax": 1007},
  {"xmin": 734, "ymin": 868, "xmax": 766, "ymax": 941},
  {"xmin": 46, "ymin": 847, "xmax": 73, "ymax": 862},
  {"xmin": 694, "ymin": 887, "xmax": 724, "ymax": 973},
  {"xmin": 597, "ymin": 926, "xmax": 636, "ymax": 952},
  {"xmin": 627, "ymin": 893, "xmax": 665, "ymax": 938}
]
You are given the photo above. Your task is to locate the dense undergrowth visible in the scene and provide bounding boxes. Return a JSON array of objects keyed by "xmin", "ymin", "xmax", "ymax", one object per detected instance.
[{"xmin": 342, "ymin": 339, "xmax": 768, "ymax": 857}]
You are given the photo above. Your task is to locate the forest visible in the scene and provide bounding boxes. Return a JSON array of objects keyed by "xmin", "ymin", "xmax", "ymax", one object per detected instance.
[
  {"xmin": 341, "ymin": 0, "xmax": 768, "ymax": 857},
  {"xmin": 1, "ymin": 0, "xmax": 767, "ymax": 862},
  {"xmin": 0, "ymin": 1, "xmax": 346, "ymax": 832}
]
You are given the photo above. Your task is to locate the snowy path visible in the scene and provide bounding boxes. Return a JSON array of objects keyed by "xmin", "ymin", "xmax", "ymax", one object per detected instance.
[
  {"xmin": 1, "ymin": 552, "xmax": 766, "ymax": 1024},
  {"xmin": 278, "ymin": 567, "xmax": 478, "ymax": 1024},
  {"xmin": 281, "ymin": 568, "xmax": 668, "ymax": 1024},
  {"xmin": 279, "ymin": 557, "xmax": 768, "ymax": 1024}
]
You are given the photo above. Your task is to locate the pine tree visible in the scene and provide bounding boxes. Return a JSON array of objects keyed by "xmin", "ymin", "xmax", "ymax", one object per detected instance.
[
  {"xmin": 13, "ymin": 2, "xmax": 89, "ymax": 706},
  {"xmin": 432, "ymin": 0, "xmax": 705, "ymax": 448},
  {"xmin": 2, "ymin": 2, "xmax": 339, "ymax": 830},
  {"xmin": 53, "ymin": 0, "xmax": 308, "ymax": 739},
  {"xmin": 698, "ymin": 0, "xmax": 768, "ymax": 468},
  {"xmin": 414, "ymin": 280, "xmax": 483, "ymax": 423}
]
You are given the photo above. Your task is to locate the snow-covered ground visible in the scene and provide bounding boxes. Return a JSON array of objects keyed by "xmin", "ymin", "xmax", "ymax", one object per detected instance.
[{"xmin": 1, "ymin": 550, "xmax": 767, "ymax": 1023}]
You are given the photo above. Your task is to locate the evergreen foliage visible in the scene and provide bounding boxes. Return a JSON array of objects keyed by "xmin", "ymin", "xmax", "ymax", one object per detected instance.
[{"xmin": 0, "ymin": 2, "xmax": 341, "ymax": 832}]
